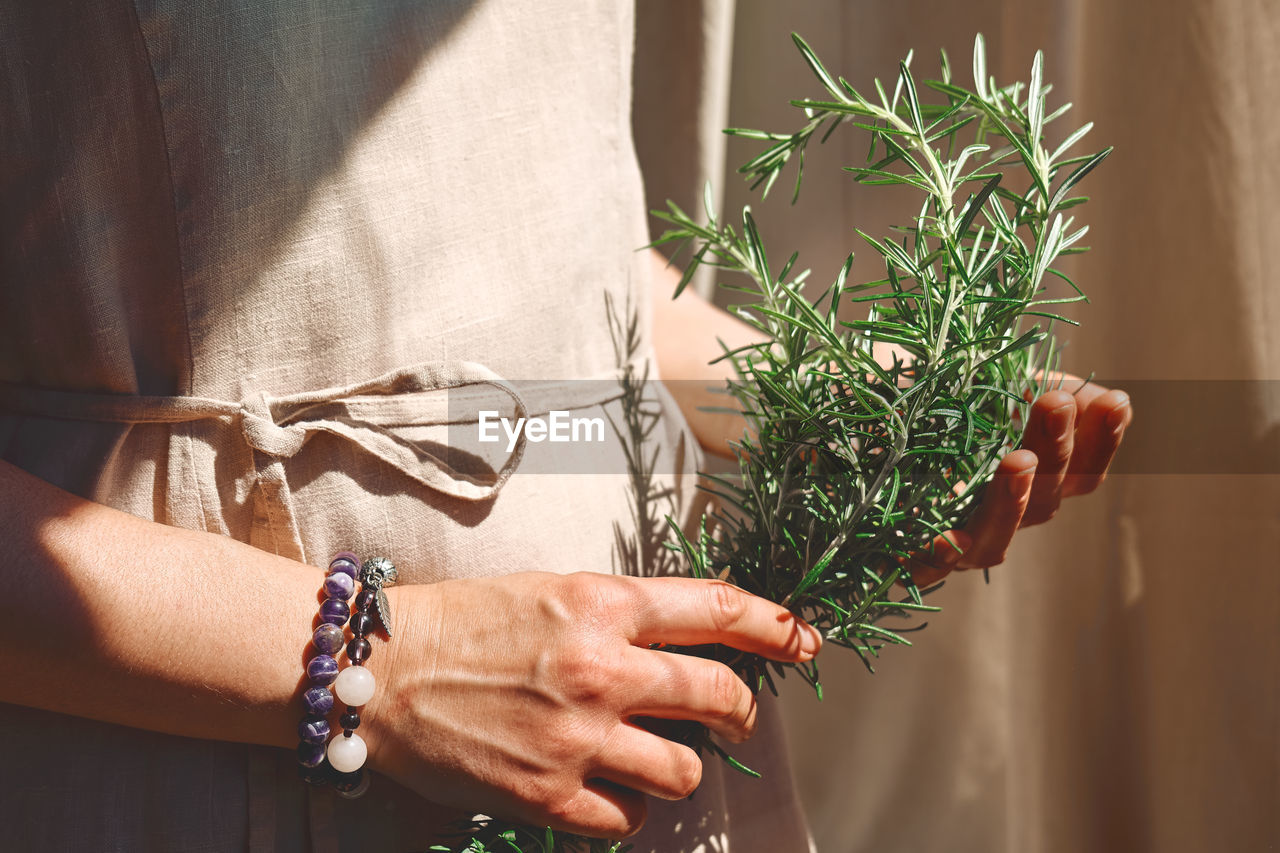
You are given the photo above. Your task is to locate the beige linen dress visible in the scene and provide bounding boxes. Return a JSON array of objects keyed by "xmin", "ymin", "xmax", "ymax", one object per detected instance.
[{"xmin": 0, "ymin": 1, "xmax": 811, "ymax": 850}]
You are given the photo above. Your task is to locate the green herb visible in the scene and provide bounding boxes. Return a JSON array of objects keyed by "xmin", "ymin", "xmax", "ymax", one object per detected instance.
[
  {"xmin": 429, "ymin": 821, "xmax": 631, "ymax": 853},
  {"xmin": 652, "ymin": 32, "xmax": 1108, "ymax": 677},
  {"xmin": 606, "ymin": 289, "xmax": 684, "ymax": 581}
]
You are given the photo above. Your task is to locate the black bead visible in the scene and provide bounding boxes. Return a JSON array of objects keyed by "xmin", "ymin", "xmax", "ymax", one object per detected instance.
[
  {"xmin": 349, "ymin": 611, "xmax": 374, "ymax": 637},
  {"xmin": 333, "ymin": 768, "xmax": 364, "ymax": 792},
  {"xmin": 298, "ymin": 763, "xmax": 331, "ymax": 786},
  {"xmin": 340, "ymin": 710, "xmax": 361, "ymax": 730},
  {"xmin": 355, "ymin": 588, "xmax": 377, "ymax": 611},
  {"xmin": 347, "ymin": 637, "xmax": 372, "ymax": 663}
]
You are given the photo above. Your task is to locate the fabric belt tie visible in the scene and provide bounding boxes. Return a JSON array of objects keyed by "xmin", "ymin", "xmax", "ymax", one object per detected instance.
[{"xmin": 0, "ymin": 360, "xmax": 536, "ymax": 505}]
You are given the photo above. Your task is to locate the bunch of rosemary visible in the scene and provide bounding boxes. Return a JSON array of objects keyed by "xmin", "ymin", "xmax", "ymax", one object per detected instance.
[
  {"xmin": 657, "ymin": 32, "xmax": 1108, "ymax": 687},
  {"xmin": 434, "ymin": 33, "xmax": 1109, "ymax": 853}
]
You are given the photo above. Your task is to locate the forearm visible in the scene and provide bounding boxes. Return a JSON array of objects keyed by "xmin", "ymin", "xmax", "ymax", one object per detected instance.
[
  {"xmin": 649, "ymin": 250, "xmax": 759, "ymax": 457},
  {"xmin": 2, "ymin": 459, "xmax": 328, "ymax": 750}
]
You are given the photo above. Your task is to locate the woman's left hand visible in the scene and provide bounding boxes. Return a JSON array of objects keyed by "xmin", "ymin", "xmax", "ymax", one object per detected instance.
[{"xmin": 908, "ymin": 378, "xmax": 1133, "ymax": 585}]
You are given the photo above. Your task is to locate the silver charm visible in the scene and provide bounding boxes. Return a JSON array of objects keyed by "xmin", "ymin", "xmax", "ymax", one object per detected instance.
[{"xmin": 359, "ymin": 556, "xmax": 398, "ymax": 638}]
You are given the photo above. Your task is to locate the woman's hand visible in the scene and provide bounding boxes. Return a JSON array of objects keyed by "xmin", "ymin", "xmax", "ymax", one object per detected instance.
[
  {"xmin": 908, "ymin": 378, "xmax": 1134, "ymax": 584},
  {"xmin": 362, "ymin": 572, "xmax": 822, "ymax": 838}
]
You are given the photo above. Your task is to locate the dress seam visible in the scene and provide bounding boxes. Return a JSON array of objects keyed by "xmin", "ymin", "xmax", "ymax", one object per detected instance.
[{"xmin": 124, "ymin": 0, "xmax": 198, "ymax": 400}]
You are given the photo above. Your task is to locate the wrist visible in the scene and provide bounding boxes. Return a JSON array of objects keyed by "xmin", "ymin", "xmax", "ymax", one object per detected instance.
[{"xmin": 359, "ymin": 582, "xmax": 425, "ymax": 775}]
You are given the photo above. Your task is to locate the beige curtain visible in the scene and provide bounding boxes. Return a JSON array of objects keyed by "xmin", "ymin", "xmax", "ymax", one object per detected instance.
[
  {"xmin": 634, "ymin": 0, "xmax": 736, "ymax": 299},
  {"xmin": 641, "ymin": 1, "xmax": 1279, "ymax": 850}
]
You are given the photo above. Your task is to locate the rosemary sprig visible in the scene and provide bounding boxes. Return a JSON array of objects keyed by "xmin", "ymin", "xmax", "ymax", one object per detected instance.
[
  {"xmin": 653, "ymin": 33, "xmax": 1109, "ymax": 674},
  {"xmin": 606, "ymin": 290, "xmax": 684, "ymax": 580},
  {"xmin": 429, "ymin": 821, "xmax": 631, "ymax": 853}
]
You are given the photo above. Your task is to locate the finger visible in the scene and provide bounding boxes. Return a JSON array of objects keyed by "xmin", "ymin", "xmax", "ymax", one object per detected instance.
[
  {"xmin": 1063, "ymin": 389, "xmax": 1131, "ymax": 497},
  {"xmin": 623, "ymin": 647, "xmax": 758, "ymax": 743},
  {"xmin": 1019, "ymin": 390, "xmax": 1076, "ymax": 525},
  {"xmin": 1062, "ymin": 376, "xmax": 1115, "ymax": 411},
  {"xmin": 623, "ymin": 577, "xmax": 822, "ymax": 661},
  {"xmin": 902, "ymin": 529, "xmax": 972, "ymax": 588},
  {"xmin": 591, "ymin": 722, "xmax": 702, "ymax": 801},
  {"xmin": 957, "ymin": 449, "xmax": 1036, "ymax": 569},
  {"xmin": 544, "ymin": 782, "xmax": 648, "ymax": 839},
  {"xmin": 1032, "ymin": 371, "xmax": 1111, "ymax": 410}
]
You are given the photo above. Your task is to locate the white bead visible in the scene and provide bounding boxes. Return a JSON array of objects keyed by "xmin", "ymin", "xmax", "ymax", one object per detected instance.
[
  {"xmin": 327, "ymin": 731, "xmax": 368, "ymax": 773},
  {"xmin": 335, "ymin": 665, "xmax": 376, "ymax": 707}
]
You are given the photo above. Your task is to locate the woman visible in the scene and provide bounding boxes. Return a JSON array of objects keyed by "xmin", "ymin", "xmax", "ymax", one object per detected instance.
[{"xmin": 0, "ymin": 2, "xmax": 1129, "ymax": 850}]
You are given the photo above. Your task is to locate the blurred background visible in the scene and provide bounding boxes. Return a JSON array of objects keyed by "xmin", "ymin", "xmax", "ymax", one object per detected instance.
[{"xmin": 635, "ymin": 1, "xmax": 1279, "ymax": 850}]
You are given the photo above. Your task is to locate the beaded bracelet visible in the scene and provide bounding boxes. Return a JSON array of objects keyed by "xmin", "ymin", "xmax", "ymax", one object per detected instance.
[
  {"xmin": 296, "ymin": 551, "xmax": 359, "ymax": 784},
  {"xmin": 296, "ymin": 552, "xmax": 397, "ymax": 799},
  {"xmin": 326, "ymin": 556, "xmax": 397, "ymax": 798}
]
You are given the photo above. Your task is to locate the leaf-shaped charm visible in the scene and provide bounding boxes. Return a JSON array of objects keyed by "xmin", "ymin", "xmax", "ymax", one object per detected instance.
[{"xmin": 375, "ymin": 588, "xmax": 393, "ymax": 638}]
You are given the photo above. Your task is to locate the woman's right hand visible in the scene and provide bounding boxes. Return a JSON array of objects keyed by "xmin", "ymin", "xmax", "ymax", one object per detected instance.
[{"xmin": 362, "ymin": 571, "xmax": 822, "ymax": 838}]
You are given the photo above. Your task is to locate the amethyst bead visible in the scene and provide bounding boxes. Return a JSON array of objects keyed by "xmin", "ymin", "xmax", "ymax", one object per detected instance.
[
  {"xmin": 324, "ymin": 571, "xmax": 355, "ymax": 601},
  {"xmin": 303, "ymin": 686, "xmax": 334, "ymax": 716},
  {"xmin": 348, "ymin": 611, "xmax": 373, "ymax": 637},
  {"xmin": 328, "ymin": 559, "xmax": 359, "ymax": 580},
  {"xmin": 313, "ymin": 623, "xmax": 344, "ymax": 655},
  {"xmin": 299, "ymin": 716, "xmax": 330, "ymax": 745},
  {"xmin": 346, "ymin": 638, "xmax": 371, "ymax": 664},
  {"xmin": 296, "ymin": 740, "xmax": 327, "ymax": 768},
  {"xmin": 331, "ymin": 551, "xmax": 360, "ymax": 570},
  {"xmin": 307, "ymin": 654, "xmax": 339, "ymax": 686},
  {"xmin": 298, "ymin": 764, "xmax": 330, "ymax": 785},
  {"xmin": 319, "ymin": 597, "xmax": 351, "ymax": 626},
  {"xmin": 355, "ymin": 588, "xmax": 377, "ymax": 611}
]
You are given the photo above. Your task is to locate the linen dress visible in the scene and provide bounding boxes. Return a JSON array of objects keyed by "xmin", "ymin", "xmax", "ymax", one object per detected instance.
[{"xmin": 0, "ymin": 1, "xmax": 812, "ymax": 850}]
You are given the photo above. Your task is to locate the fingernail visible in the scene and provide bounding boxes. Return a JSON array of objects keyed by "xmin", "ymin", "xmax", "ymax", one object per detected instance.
[
  {"xmin": 1106, "ymin": 397, "xmax": 1130, "ymax": 432},
  {"xmin": 1047, "ymin": 403, "xmax": 1075, "ymax": 442},
  {"xmin": 1009, "ymin": 467, "xmax": 1036, "ymax": 496},
  {"xmin": 800, "ymin": 622, "xmax": 823, "ymax": 656}
]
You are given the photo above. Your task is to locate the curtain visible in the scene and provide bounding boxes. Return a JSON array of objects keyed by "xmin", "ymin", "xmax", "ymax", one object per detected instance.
[{"xmin": 640, "ymin": 1, "xmax": 1280, "ymax": 850}]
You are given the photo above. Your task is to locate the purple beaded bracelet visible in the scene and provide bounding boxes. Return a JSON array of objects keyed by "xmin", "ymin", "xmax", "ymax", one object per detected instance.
[
  {"xmin": 296, "ymin": 552, "xmax": 359, "ymax": 784},
  {"xmin": 296, "ymin": 552, "xmax": 396, "ymax": 799}
]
